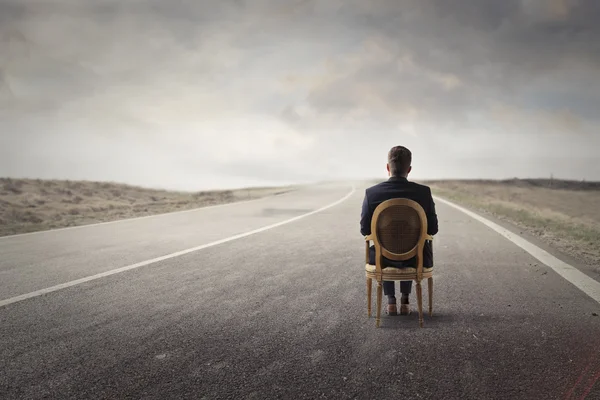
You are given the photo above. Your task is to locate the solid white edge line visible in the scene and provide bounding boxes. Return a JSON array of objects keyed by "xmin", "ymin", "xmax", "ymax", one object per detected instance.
[
  {"xmin": 434, "ymin": 195, "xmax": 600, "ymax": 305},
  {"xmin": 0, "ymin": 185, "xmax": 356, "ymax": 308},
  {"xmin": 0, "ymin": 187, "xmax": 299, "ymax": 240}
]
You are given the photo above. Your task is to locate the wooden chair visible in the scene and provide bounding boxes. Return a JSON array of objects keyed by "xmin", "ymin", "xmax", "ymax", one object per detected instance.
[{"xmin": 364, "ymin": 198, "xmax": 434, "ymax": 328}]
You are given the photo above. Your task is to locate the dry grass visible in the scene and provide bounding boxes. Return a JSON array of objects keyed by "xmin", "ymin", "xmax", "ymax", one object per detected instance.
[
  {"xmin": 425, "ymin": 179, "xmax": 600, "ymax": 268},
  {"xmin": 0, "ymin": 178, "xmax": 295, "ymax": 237}
]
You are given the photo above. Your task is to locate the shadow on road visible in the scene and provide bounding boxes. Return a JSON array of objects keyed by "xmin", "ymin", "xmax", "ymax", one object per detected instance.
[
  {"xmin": 373, "ymin": 311, "xmax": 541, "ymax": 330},
  {"xmin": 375, "ymin": 311, "xmax": 458, "ymax": 330}
]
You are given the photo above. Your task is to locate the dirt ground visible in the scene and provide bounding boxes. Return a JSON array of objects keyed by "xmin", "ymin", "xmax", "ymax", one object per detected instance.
[
  {"xmin": 0, "ymin": 178, "xmax": 294, "ymax": 237},
  {"xmin": 425, "ymin": 179, "xmax": 600, "ymax": 270}
]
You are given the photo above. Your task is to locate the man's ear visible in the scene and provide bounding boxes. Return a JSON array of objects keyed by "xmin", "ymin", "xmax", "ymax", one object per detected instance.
[
  {"xmin": 407, "ymin": 166, "xmax": 412, "ymax": 175},
  {"xmin": 386, "ymin": 163, "xmax": 390, "ymax": 175}
]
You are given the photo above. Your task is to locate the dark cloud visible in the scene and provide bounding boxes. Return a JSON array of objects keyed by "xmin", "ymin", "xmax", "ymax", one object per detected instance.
[{"xmin": 295, "ymin": 0, "xmax": 600, "ymax": 135}]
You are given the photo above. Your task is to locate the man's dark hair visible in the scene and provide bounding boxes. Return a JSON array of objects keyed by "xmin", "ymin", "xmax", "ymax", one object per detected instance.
[{"xmin": 388, "ymin": 146, "xmax": 412, "ymax": 176}]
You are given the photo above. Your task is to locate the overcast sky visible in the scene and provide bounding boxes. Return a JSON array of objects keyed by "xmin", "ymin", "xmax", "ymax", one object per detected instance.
[{"xmin": 1, "ymin": 0, "xmax": 599, "ymax": 190}]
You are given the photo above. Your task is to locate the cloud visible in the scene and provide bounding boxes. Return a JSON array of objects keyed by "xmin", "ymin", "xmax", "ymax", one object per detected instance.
[{"xmin": 1, "ymin": 0, "xmax": 599, "ymax": 189}]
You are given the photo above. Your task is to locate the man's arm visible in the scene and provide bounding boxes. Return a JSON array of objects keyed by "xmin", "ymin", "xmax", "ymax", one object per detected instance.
[
  {"xmin": 360, "ymin": 191, "xmax": 372, "ymax": 236},
  {"xmin": 426, "ymin": 187, "xmax": 439, "ymax": 236}
]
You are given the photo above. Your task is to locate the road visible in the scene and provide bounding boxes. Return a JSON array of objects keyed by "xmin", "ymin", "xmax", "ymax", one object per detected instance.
[{"xmin": 1, "ymin": 183, "xmax": 599, "ymax": 400}]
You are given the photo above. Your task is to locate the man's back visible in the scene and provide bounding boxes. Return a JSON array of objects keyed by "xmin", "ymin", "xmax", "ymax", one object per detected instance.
[
  {"xmin": 362, "ymin": 145, "xmax": 438, "ymax": 311},
  {"xmin": 360, "ymin": 176, "xmax": 438, "ymax": 238}
]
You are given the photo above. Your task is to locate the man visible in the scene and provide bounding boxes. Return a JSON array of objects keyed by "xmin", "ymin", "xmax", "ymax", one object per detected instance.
[{"xmin": 360, "ymin": 145, "xmax": 439, "ymax": 316}]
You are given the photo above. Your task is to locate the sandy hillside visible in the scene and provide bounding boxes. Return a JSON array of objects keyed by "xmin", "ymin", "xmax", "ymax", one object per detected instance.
[
  {"xmin": 0, "ymin": 178, "xmax": 294, "ymax": 237},
  {"xmin": 425, "ymin": 179, "xmax": 600, "ymax": 270}
]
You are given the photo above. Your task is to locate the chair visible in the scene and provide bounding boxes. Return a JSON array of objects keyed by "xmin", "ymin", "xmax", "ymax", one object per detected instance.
[{"xmin": 364, "ymin": 198, "xmax": 434, "ymax": 328}]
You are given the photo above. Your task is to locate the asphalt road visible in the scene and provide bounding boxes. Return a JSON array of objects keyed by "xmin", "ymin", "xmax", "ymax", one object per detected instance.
[{"xmin": 1, "ymin": 183, "xmax": 599, "ymax": 400}]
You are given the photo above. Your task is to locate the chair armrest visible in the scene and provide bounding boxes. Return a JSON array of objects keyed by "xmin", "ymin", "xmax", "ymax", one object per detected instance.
[
  {"xmin": 364, "ymin": 235, "xmax": 373, "ymax": 241},
  {"xmin": 426, "ymin": 235, "xmax": 434, "ymax": 241}
]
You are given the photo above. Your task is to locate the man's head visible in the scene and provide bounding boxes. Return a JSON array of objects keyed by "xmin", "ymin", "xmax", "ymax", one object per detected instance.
[{"xmin": 387, "ymin": 146, "xmax": 412, "ymax": 177}]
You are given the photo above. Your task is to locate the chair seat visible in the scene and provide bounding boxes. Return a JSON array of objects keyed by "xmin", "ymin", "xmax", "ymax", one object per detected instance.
[{"xmin": 365, "ymin": 264, "xmax": 433, "ymax": 277}]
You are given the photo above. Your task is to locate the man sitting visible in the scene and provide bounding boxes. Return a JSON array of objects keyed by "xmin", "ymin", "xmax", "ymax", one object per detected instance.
[{"xmin": 360, "ymin": 145, "xmax": 439, "ymax": 315}]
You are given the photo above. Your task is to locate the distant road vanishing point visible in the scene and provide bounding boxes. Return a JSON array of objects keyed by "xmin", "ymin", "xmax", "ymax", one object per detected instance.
[{"xmin": 1, "ymin": 183, "xmax": 599, "ymax": 399}]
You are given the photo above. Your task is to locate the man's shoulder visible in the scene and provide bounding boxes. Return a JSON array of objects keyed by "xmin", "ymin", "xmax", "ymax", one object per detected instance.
[
  {"xmin": 365, "ymin": 180, "xmax": 387, "ymax": 193},
  {"xmin": 366, "ymin": 179, "xmax": 431, "ymax": 195},
  {"xmin": 408, "ymin": 181, "xmax": 432, "ymax": 193},
  {"xmin": 365, "ymin": 180, "xmax": 393, "ymax": 197}
]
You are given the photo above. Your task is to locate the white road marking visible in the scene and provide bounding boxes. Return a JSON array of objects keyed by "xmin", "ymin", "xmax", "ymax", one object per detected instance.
[
  {"xmin": 0, "ymin": 188, "xmax": 299, "ymax": 240},
  {"xmin": 435, "ymin": 196, "xmax": 600, "ymax": 305},
  {"xmin": 0, "ymin": 186, "xmax": 356, "ymax": 308}
]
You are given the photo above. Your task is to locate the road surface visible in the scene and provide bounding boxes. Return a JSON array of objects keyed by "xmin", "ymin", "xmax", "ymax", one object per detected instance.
[{"xmin": 1, "ymin": 183, "xmax": 599, "ymax": 399}]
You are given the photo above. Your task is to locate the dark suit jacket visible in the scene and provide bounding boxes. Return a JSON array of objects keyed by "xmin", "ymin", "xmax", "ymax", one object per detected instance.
[{"xmin": 361, "ymin": 176, "xmax": 438, "ymax": 267}]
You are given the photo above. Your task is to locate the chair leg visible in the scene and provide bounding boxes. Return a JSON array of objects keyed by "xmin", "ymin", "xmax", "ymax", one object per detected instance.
[
  {"xmin": 367, "ymin": 278, "xmax": 372, "ymax": 317},
  {"xmin": 376, "ymin": 281, "xmax": 383, "ymax": 328},
  {"xmin": 428, "ymin": 277, "xmax": 433, "ymax": 317},
  {"xmin": 416, "ymin": 280, "xmax": 424, "ymax": 328}
]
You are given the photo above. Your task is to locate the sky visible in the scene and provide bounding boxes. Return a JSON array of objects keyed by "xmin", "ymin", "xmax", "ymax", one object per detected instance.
[{"xmin": 1, "ymin": 0, "xmax": 599, "ymax": 190}]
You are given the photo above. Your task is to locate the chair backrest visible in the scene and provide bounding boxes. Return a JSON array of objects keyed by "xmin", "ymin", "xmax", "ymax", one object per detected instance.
[{"xmin": 370, "ymin": 198, "xmax": 428, "ymax": 266}]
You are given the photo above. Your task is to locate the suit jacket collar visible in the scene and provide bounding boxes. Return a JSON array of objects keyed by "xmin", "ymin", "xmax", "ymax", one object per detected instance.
[{"xmin": 388, "ymin": 176, "xmax": 408, "ymax": 183}]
